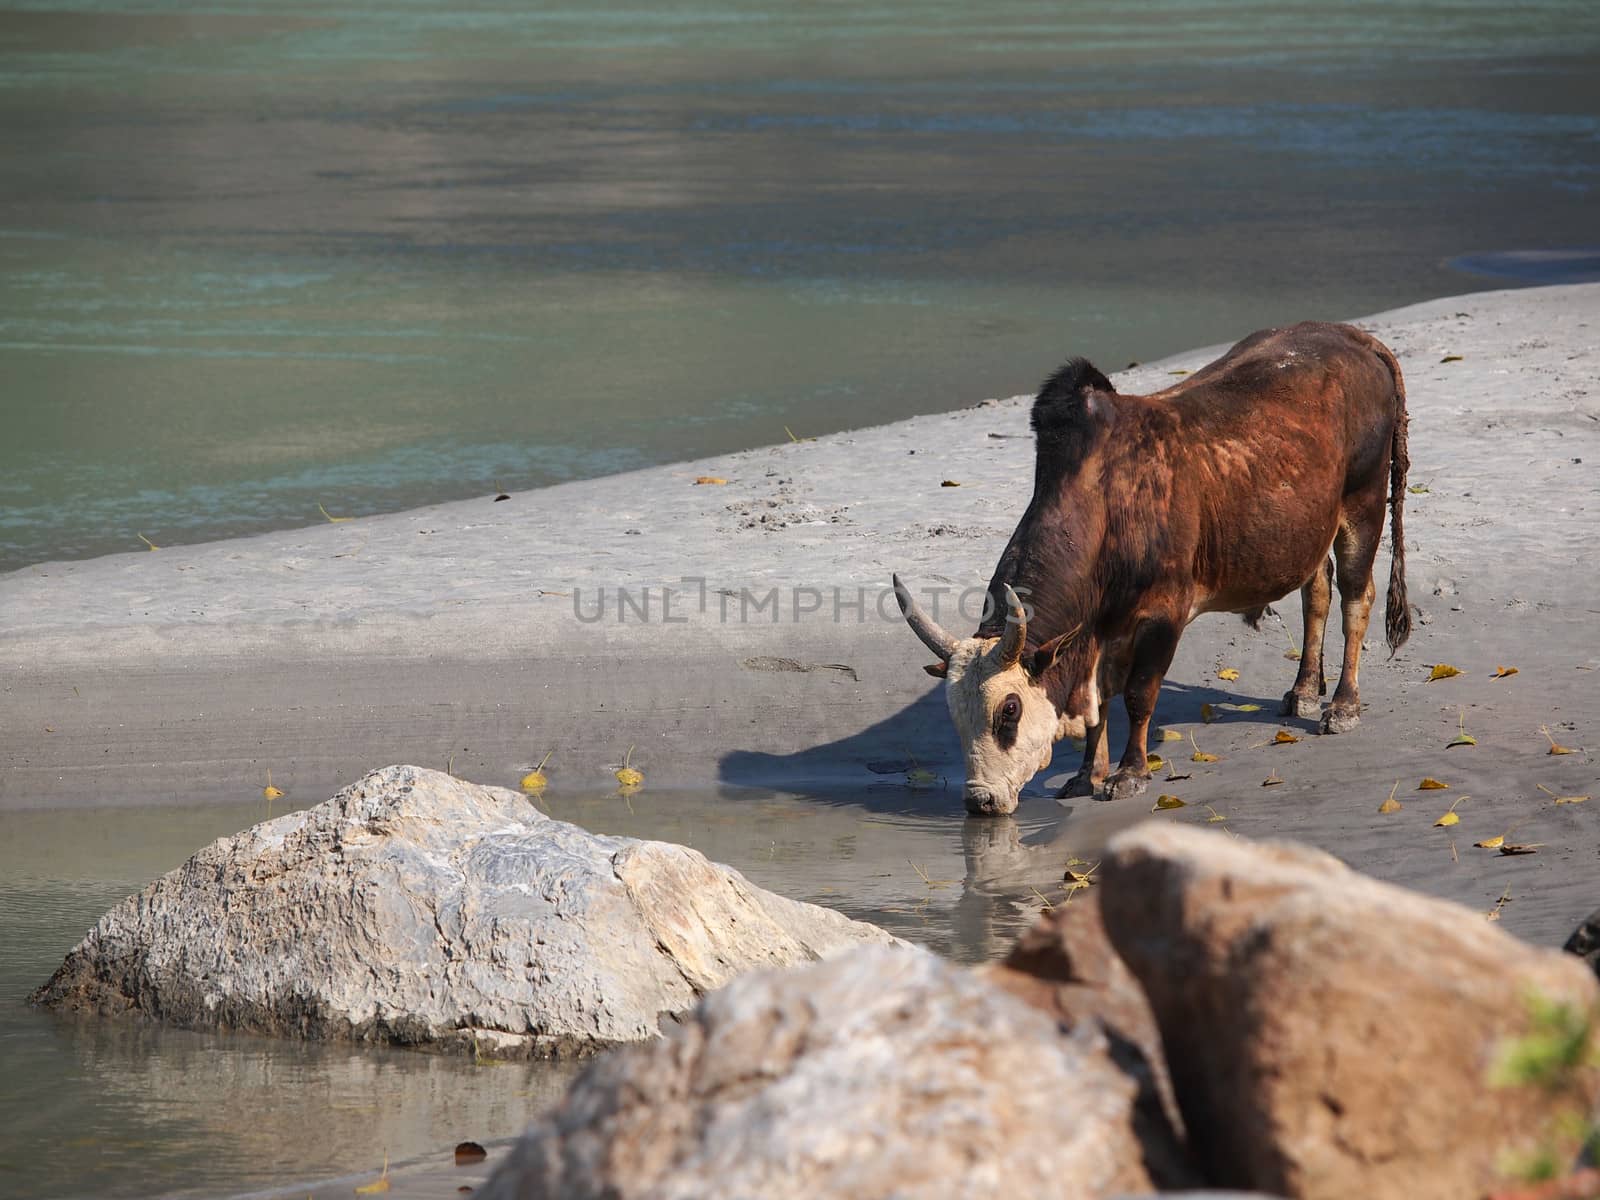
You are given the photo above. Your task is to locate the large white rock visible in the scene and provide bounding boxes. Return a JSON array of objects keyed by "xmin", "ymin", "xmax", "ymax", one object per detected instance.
[
  {"xmin": 32, "ymin": 764, "xmax": 897, "ymax": 1055},
  {"xmin": 478, "ymin": 945, "xmax": 1183, "ymax": 1200}
]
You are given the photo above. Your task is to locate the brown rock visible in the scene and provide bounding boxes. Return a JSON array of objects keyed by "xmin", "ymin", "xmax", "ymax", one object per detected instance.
[
  {"xmin": 1099, "ymin": 822, "xmax": 1600, "ymax": 1200},
  {"xmin": 479, "ymin": 945, "xmax": 1167, "ymax": 1200},
  {"xmin": 979, "ymin": 891, "xmax": 1190, "ymax": 1183}
]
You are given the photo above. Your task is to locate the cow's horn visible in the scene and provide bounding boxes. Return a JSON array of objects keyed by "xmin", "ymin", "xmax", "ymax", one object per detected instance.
[
  {"xmin": 999, "ymin": 584, "xmax": 1027, "ymax": 667},
  {"xmin": 892, "ymin": 574, "xmax": 957, "ymax": 662}
]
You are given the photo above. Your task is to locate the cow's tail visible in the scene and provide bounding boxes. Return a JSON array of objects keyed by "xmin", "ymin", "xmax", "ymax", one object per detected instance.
[{"xmin": 1373, "ymin": 338, "xmax": 1412, "ymax": 655}]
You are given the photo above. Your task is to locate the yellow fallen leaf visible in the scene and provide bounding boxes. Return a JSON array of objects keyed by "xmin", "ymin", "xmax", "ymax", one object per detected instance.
[
  {"xmin": 1204, "ymin": 805, "xmax": 1227, "ymax": 823},
  {"xmin": 1262, "ymin": 771, "xmax": 1284, "ymax": 787},
  {"xmin": 1063, "ymin": 861, "xmax": 1099, "ymax": 886},
  {"xmin": 1537, "ymin": 783, "xmax": 1589, "ymax": 805},
  {"xmin": 1428, "ymin": 664, "xmax": 1461, "ymax": 681},
  {"xmin": 1273, "ymin": 730, "xmax": 1300, "ymax": 745},
  {"xmin": 1234, "ymin": 703, "xmax": 1263, "ymax": 713},
  {"xmin": 355, "ymin": 1152, "xmax": 390, "ymax": 1194},
  {"xmin": 1475, "ymin": 834, "xmax": 1505, "ymax": 849},
  {"xmin": 1378, "ymin": 781, "xmax": 1402, "ymax": 814},
  {"xmin": 905, "ymin": 766, "xmax": 938, "ymax": 789},
  {"xmin": 137, "ymin": 533, "xmax": 160, "ymax": 551},
  {"xmin": 262, "ymin": 768, "xmax": 284, "ymax": 800},
  {"xmin": 615, "ymin": 745, "xmax": 644, "ymax": 788},
  {"xmin": 1491, "ymin": 666, "xmax": 1519, "ymax": 679},
  {"xmin": 1447, "ymin": 709, "xmax": 1476, "ymax": 748},
  {"xmin": 694, "ymin": 476, "xmax": 728, "ymax": 485},
  {"xmin": 1499, "ymin": 843, "xmax": 1542, "ymax": 856},
  {"xmin": 520, "ymin": 750, "xmax": 554, "ymax": 793},
  {"xmin": 1434, "ymin": 811, "xmax": 1459, "ymax": 827},
  {"xmin": 1153, "ymin": 794, "xmax": 1186, "ymax": 810},
  {"xmin": 1486, "ymin": 886, "xmax": 1512, "ymax": 921},
  {"xmin": 1541, "ymin": 725, "xmax": 1577, "ymax": 755},
  {"xmin": 1218, "ymin": 668, "xmax": 1240, "ymax": 682},
  {"xmin": 1440, "ymin": 354, "xmax": 1463, "ymax": 363},
  {"xmin": 940, "ymin": 479, "xmax": 961, "ymax": 487},
  {"xmin": 1145, "ymin": 755, "xmax": 1164, "ymax": 771},
  {"xmin": 317, "ymin": 502, "xmax": 353, "ymax": 523},
  {"xmin": 1192, "ymin": 751, "xmax": 1220, "ymax": 763},
  {"xmin": 1159, "ymin": 729, "xmax": 1184, "ymax": 742},
  {"xmin": 1417, "ymin": 777, "xmax": 1449, "ymax": 790},
  {"xmin": 1200, "ymin": 703, "xmax": 1216, "ymax": 724}
]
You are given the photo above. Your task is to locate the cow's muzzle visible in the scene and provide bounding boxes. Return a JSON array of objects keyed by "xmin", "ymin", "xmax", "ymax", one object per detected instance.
[{"xmin": 963, "ymin": 785, "xmax": 1015, "ymax": 817}]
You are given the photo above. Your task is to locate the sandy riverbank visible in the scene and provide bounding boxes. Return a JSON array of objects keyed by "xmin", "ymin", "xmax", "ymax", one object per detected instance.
[{"xmin": 2, "ymin": 281, "xmax": 1596, "ymax": 946}]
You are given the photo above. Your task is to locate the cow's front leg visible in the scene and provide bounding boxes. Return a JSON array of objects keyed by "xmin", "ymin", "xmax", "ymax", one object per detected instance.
[
  {"xmin": 1057, "ymin": 715, "xmax": 1110, "ymax": 798},
  {"xmin": 1105, "ymin": 617, "xmax": 1181, "ymax": 801},
  {"xmin": 1282, "ymin": 556, "xmax": 1333, "ymax": 720}
]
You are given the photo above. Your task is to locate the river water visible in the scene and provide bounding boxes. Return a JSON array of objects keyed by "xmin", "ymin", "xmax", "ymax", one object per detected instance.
[{"xmin": 3, "ymin": 1, "xmax": 1598, "ymax": 571}]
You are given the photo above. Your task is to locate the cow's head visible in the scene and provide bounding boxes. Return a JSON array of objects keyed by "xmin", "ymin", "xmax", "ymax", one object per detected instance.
[{"xmin": 893, "ymin": 575, "xmax": 1091, "ymax": 816}]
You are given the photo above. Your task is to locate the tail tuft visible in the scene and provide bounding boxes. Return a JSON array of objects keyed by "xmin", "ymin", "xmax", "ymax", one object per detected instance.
[{"xmin": 1380, "ymin": 345, "xmax": 1412, "ymax": 655}]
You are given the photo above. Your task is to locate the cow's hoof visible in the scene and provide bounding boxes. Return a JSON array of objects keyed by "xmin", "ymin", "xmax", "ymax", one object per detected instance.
[
  {"xmin": 1321, "ymin": 705, "xmax": 1361, "ymax": 734},
  {"xmin": 1056, "ymin": 772, "xmax": 1102, "ymax": 799},
  {"xmin": 1103, "ymin": 771, "xmax": 1151, "ymax": 802},
  {"xmin": 1281, "ymin": 691, "xmax": 1322, "ymax": 720}
]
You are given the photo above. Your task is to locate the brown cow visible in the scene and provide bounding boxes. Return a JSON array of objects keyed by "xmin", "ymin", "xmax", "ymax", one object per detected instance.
[{"xmin": 895, "ymin": 321, "xmax": 1410, "ymax": 815}]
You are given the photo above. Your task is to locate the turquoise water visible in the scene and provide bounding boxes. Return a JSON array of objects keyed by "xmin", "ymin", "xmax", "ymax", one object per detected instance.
[{"xmin": 2, "ymin": 1, "xmax": 1598, "ymax": 569}]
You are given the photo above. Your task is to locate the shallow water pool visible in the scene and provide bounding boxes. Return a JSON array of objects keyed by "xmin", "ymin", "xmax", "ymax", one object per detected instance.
[{"xmin": 0, "ymin": 784, "xmax": 1122, "ymax": 1199}]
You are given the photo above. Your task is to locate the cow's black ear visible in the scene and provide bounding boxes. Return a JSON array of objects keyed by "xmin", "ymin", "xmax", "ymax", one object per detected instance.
[
  {"xmin": 923, "ymin": 661, "xmax": 949, "ymax": 678},
  {"xmin": 1028, "ymin": 633, "xmax": 1071, "ymax": 679}
]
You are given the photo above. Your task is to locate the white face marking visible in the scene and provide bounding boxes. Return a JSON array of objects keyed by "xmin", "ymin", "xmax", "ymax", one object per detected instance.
[{"xmin": 942, "ymin": 637, "xmax": 1067, "ymax": 815}]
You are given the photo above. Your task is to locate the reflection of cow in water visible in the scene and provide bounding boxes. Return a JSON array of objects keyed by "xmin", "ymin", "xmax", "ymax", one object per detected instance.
[{"xmin": 896, "ymin": 322, "xmax": 1411, "ymax": 815}]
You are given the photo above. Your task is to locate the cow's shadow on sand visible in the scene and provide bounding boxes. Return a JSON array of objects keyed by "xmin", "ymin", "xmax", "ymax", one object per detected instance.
[{"xmin": 717, "ymin": 676, "xmax": 1296, "ymax": 811}]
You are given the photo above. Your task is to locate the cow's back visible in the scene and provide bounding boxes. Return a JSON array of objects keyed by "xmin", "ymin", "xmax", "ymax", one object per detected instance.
[{"xmin": 1117, "ymin": 322, "xmax": 1400, "ymax": 613}]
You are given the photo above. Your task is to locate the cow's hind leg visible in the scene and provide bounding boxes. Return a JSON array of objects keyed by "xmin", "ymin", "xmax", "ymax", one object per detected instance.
[
  {"xmin": 1323, "ymin": 518, "xmax": 1382, "ymax": 734},
  {"xmin": 1058, "ymin": 715, "xmax": 1110, "ymax": 798},
  {"xmin": 1105, "ymin": 615, "xmax": 1182, "ymax": 801},
  {"xmin": 1281, "ymin": 555, "xmax": 1333, "ymax": 720}
]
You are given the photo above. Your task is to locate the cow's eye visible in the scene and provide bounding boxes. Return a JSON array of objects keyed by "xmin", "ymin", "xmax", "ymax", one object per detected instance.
[{"xmin": 1000, "ymin": 694, "xmax": 1022, "ymax": 723}]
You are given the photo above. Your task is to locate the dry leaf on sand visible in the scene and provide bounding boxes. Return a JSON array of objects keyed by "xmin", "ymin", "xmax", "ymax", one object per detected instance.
[{"xmin": 1379, "ymin": 781, "xmax": 1402, "ymax": 814}]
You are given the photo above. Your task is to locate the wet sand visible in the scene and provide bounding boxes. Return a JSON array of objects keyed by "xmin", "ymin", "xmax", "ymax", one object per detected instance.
[{"xmin": 2, "ymin": 282, "xmax": 1598, "ymax": 958}]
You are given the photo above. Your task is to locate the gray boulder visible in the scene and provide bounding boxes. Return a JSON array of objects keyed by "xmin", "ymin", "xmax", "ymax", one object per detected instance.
[
  {"xmin": 1565, "ymin": 907, "xmax": 1600, "ymax": 980},
  {"xmin": 32, "ymin": 764, "xmax": 896, "ymax": 1056},
  {"xmin": 478, "ymin": 945, "xmax": 1182, "ymax": 1200}
]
